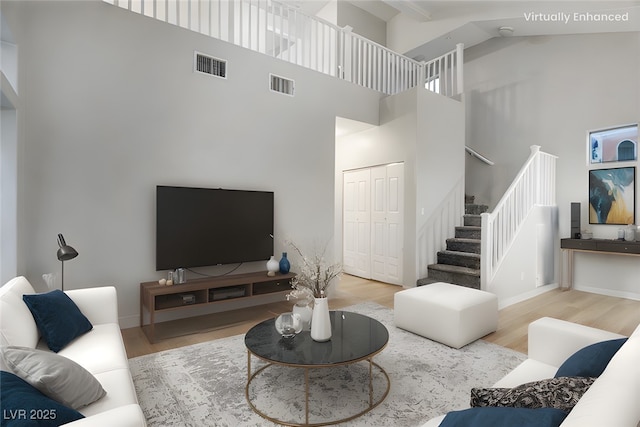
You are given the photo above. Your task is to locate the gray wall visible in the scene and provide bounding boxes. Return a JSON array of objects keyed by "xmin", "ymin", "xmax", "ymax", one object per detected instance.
[
  {"xmin": 465, "ymin": 32, "xmax": 640, "ymax": 299},
  {"xmin": 3, "ymin": 0, "xmax": 381, "ymax": 327},
  {"xmin": 337, "ymin": 1, "xmax": 387, "ymax": 46}
]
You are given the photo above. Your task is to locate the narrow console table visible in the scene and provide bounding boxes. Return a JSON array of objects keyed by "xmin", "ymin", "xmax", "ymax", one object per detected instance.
[
  {"xmin": 560, "ymin": 238, "xmax": 640, "ymax": 289},
  {"xmin": 140, "ymin": 271, "xmax": 295, "ymax": 343}
]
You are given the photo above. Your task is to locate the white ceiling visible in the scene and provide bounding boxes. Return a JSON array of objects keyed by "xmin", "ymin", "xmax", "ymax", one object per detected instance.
[
  {"xmin": 290, "ymin": 1, "xmax": 640, "ymax": 60},
  {"xmin": 404, "ymin": 1, "xmax": 640, "ymax": 60}
]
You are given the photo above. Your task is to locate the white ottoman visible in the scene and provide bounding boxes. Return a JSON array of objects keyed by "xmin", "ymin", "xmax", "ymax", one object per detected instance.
[{"xmin": 394, "ymin": 282, "xmax": 498, "ymax": 348}]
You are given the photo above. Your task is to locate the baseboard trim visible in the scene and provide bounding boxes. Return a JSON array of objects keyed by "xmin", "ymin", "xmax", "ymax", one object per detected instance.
[
  {"xmin": 573, "ymin": 285, "xmax": 640, "ymax": 302},
  {"xmin": 119, "ymin": 314, "xmax": 140, "ymax": 329},
  {"xmin": 498, "ymin": 283, "xmax": 559, "ymax": 309}
]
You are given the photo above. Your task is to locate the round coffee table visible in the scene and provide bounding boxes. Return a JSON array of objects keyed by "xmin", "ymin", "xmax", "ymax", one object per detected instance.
[{"xmin": 244, "ymin": 310, "xmax": 390, "ymax": 426}]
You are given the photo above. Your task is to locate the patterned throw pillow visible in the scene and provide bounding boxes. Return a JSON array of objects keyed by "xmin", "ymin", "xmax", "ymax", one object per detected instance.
[{"xmin": 471, "ymin": 377, "xmax": 596, "ymax": 412}]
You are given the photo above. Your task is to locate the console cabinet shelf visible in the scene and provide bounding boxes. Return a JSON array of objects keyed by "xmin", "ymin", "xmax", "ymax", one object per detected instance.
[
  {"xmin": 140, "ymin": 271, "xmax": 295, "ymax": 343},
  {"xmin": 560, "ymin": 238, "xmax": 640, "ymax": 289}
]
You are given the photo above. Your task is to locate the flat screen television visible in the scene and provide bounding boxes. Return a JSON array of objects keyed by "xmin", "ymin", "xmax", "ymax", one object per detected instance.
[{"xmin": 156, "ymin": 186, "xmax": 274, "ymax": 271}]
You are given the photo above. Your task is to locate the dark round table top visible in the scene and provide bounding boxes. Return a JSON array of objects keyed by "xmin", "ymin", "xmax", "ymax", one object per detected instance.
[{"xmin": 244, "ymin": 311, "xmax": 389, "ymax": 367}]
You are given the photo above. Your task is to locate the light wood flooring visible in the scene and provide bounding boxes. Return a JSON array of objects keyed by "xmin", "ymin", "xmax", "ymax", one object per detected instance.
[{"xmin": 122, "ymin": 275, "xmax": 640, "ymax": 359}]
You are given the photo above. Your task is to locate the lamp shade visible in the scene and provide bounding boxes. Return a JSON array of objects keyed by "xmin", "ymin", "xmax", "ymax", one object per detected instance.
[{"xmin": 57, "ymin": 234, "xmax": 78, "ymax": 261}]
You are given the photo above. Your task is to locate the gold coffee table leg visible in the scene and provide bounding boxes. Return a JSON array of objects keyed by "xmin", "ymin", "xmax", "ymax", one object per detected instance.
[
  {"xmin": 246, "ymin": 358, "xmax": 390, "ymax": 426},
  {"xmin": 305, "ymin": 368, "xmax": 310, "ymax": 425},
  {"xmin": 247, "ymin": 351, "xmax": 251, "ymax": 382},
  {"xmin": 368, "ymin": 358, "xmax": 373, "ymax": 406}
]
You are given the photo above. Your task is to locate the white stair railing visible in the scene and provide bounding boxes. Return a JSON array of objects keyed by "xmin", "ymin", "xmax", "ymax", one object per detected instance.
[
  {"xmin": 104, "ymin": 0, "xmax": 463, "ymax": 97},
  {"xmin": 424, "ymin": 43, "xmax": 464, "ymax": 98},
  {"xmin": 480, "ymin": 146, "xmax": 557, "ymax": 288},
  {"xmin": 342, "ymin": 28, "xmax": 425, "ymax": 95},
  {"xmin": 465, "ymin": 145, "xmax": 495, "ymax": 165}
]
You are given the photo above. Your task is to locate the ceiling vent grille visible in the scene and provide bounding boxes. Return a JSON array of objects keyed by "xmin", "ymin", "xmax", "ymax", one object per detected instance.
[
  {"xmin": 270, "ymin": 74, "xmax": 295, "ymax": 96},
  {"xmin": 194, "ymin": 52, "xmax": 226, "ymax": 78}
]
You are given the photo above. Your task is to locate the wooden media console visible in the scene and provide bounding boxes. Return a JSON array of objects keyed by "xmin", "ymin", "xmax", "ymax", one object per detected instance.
[{"xmin": 140, "ymin": 271, "xmax": 295, "ymax": 342}]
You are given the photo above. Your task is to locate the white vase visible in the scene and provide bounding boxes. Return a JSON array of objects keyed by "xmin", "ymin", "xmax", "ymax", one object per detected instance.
[
  {"xmin": 624, "ymin": 225, "xmax": 636, "ymax": 242},
  {"xmin": 310, "ymin": 297, "xmax": 331, "ymax": 342},
  {"xmin": 293, "ymin": 302, "xmax": 313, "ymax": 330},
  {"xmin": 266, "ymin": 256, "xmax": 279, "ymax": 276}
]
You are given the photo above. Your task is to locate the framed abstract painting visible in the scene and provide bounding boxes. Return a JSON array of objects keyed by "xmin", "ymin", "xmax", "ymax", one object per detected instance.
[{"xmin": 589, "ymin": 167, "xmax": 635, "ymax": 225}]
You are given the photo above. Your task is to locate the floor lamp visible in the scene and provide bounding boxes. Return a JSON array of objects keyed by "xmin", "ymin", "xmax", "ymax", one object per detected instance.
[{"xmin": 57, "ymin": 233, "xmax": 78, "ymax": 291}]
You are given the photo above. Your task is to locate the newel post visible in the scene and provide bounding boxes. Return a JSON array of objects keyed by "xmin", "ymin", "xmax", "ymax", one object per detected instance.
[
  {"xmin": 340, "ymin": 26, "xmax": 353, "ymax": 83},
  {"xmin": 456, "ymin": 43, "xmax": 464, "ymax": 95},
  {"xmin": 530, "ymin": 145, "xmax": 542, "ymax": 204},
  {"xmin": 480, "ymin": 211, "xmax": 490, "ymax": 291}
]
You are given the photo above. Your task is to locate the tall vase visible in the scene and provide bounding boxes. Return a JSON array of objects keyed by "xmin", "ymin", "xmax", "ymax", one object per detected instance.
[
  {"xmin": 310, "ymin": 297, "xmax": 331, "ymax": 342},
  {"xmin": 279, "ymin": 252, "xmax": 290, "ymax": 274}
]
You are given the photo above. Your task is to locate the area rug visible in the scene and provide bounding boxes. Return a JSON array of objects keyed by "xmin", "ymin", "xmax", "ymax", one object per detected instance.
[{"xmin": 129, "ymin": 302, "xmax": 526, "ymax": 426}]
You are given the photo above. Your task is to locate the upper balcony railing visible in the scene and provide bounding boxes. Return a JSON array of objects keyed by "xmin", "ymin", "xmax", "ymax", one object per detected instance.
[{"xmin": 104, "ymin": 0, "xmax": 463, "ymax": 97}]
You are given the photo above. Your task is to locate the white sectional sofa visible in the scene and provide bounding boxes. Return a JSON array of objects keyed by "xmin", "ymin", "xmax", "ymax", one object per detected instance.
[
  {"xmin": 0, "ymin": 276, "xmax": 146, "ymax": 426},
  {"xmin": 423, "ymin": 316, "xmax": 640, "ymax": 427}
]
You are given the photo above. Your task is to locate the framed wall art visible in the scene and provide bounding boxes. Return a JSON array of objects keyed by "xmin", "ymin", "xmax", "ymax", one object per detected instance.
[
  {"xmin": 589, "ymin": 124, "xmax": 638, "ymax": 164},
  {"xmin": 589, "ymin": 166, "xmax": 635, "ymax": 225}
]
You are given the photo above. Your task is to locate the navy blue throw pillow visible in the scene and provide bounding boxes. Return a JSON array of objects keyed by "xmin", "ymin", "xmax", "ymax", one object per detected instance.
[
  {"xmin": 22, "ymin": 290, "xmax": 93, "ymax": 353},
  {"xmin": 555, "ymin": 338, "xmax": 627, "ymax": 378},
  {"xmin": 0, "ymin": 371, "xmax": 84, "ymax": 426},
  {"xmin": 439, "ymin": 407, "xmax": 568, "ymax": 427}
]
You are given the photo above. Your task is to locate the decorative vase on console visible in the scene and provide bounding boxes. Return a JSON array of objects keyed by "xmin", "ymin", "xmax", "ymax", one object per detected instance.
[
  {"xmin": 266, "ymin": 256, "xmax": 279, "ymax": 277},
  {"xmin": 624, "ymin": 225, "xmax": 636, "ymax": 242},
  {"xmin": 310, "ymin": 293, "xmax": 331, "ymax": 342},
  {"xmin": 279, "ymin": 252, "xmax": 290, "ymax": 274}
]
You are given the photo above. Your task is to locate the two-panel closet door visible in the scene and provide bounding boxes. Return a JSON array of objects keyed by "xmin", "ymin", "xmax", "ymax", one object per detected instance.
[
  {"xmin": 343, "ymin": 163, "xmax": 404, "ymax": 285},
  {"xmin": 343, "ymin": 169, "xmax": 371, "ymax": 279}
]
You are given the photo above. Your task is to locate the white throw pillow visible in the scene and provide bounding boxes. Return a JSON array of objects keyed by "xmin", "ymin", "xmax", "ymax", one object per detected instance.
[
  {"xmin": 0, "ymin": 346, "xmax": 106, "ymax": 409},
  {"xmin": 0, "ymin": 290, "xmax": 40, "ymax": 349}
]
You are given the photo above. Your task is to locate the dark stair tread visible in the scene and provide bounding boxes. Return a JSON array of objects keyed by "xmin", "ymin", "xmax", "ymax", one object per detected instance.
[
  {"xmin": 427, "ymin": 263, "xmax": 480, "ymax": 276},
  {"xmin": 437, "ymin": 250, "xmax": 481, "ymax": 269},
  {"xmin": 446, "ymin": 238, "xmax": 481, "ymax": 254},
  {"xmin": 438, "ymin": 250, "xmax": 480, "ymax": 259},
  {"xmin": 463, "ymin": 214, "xmax": 482, "ymax": 220},
  {"xmin": 455, "ymin": 226, "xmax": 482, "ymax": 239},
  {"xmin": 447, "ymin": 237, "xmax": 481, "ymax": 243},
  {"xmin": 463, "ymin": 215, "xmax": 482, "ymax": 227},
  {"xmin": 416, "ymin": 277, "xmax": 442, "ymax": 286},
  {"xmin": 465, "ymin": 204, "xmax": 489, "ymax": 215}
]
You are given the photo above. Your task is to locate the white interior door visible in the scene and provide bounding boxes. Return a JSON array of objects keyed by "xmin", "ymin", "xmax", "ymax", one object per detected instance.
[
  {"xmin": 343, "ymin": 163, "xmax": 404, "ymax": 285},
  {"xmin": 342, "ymin": 169, "xmax": 371, "ymax": 278},
  {"xmin": 371, "ymin": 164, "xmax": 404, "ymax": 285}
]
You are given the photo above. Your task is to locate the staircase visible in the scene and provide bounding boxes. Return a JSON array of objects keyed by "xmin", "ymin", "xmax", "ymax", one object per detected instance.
[{"xmin": 418, "ymin": 195, "xmax": 487, "ymax": 289}]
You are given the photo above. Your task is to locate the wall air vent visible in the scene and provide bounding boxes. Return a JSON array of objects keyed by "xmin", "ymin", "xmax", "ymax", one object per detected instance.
[
  {"xmin": 270, "ymin": 74, "xmax": 295, "ymax": 96},
  {"xmin": 194, "ymin": 52, "xmax": 226, "ymax": 78}
]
